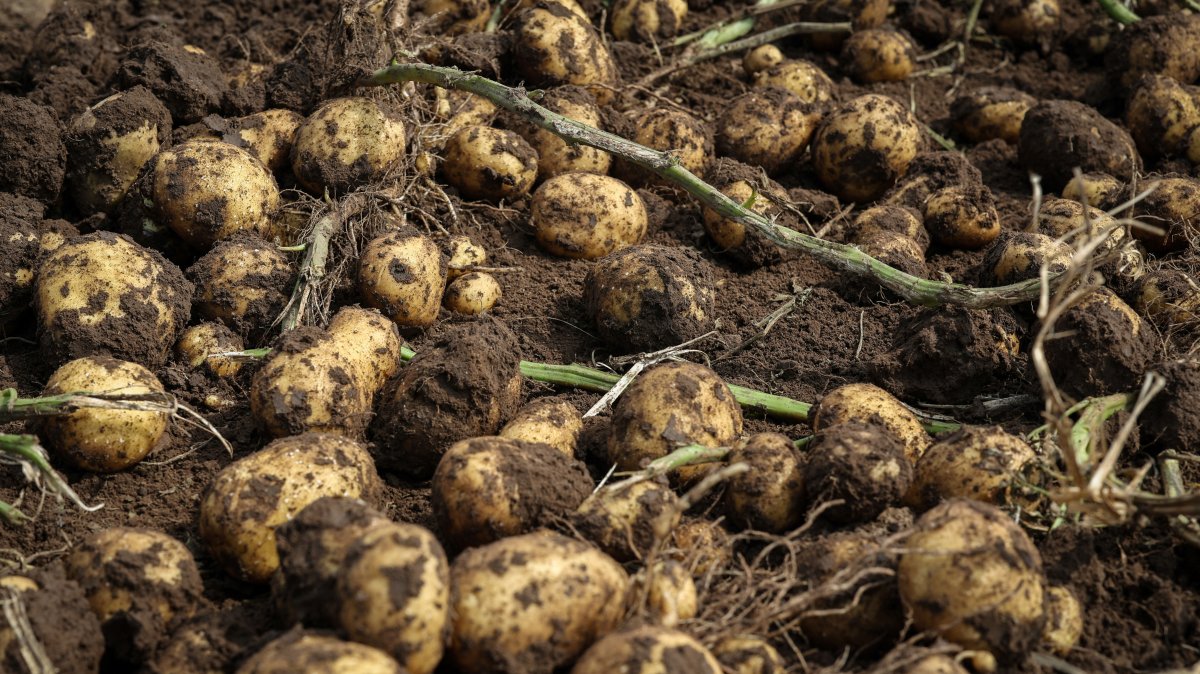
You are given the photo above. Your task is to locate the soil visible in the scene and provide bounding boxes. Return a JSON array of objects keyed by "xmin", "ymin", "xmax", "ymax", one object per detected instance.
[{"xmin": 2, "ymin": 0, "xmax": 1200, "ymax": 672}]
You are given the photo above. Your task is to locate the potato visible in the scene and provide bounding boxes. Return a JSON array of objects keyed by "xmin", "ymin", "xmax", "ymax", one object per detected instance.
[
  {"xmin": 1134, "ymin": 269, "xmax": 1200, "ymax": 327},
  {"xmin": 1042, "ymin": 586, "xmax": 1083, "ymax": 655},
  {"xmin": 336, "ymin": 523, "xmax": 450, "ymax": 674},
  {"xmin": 188, "ymin": 234, "xmax": 293, "ymax": 338},
  {"xmin": 797, "ymin": 0, "xmax": 889, "ymax": 49},
  {"xmin": 753, "ymin": 60, "xmax": 837, "ymax": 110},
  {"xmin": 923, "ymin": 185, "xmax": 1001, "ymax": 250},
  {"xmin": 1043, "ymin": 288, "xmax": 1156, "ymax": 397},
  {"xmin": 512, "ymin": 2, "xmax": 619, "ymax": 99},
  {"xmin": 805, "ymin": 422, "xmax": 912, "ymax": 524},
  {"xmin": 1126, "ymin": 75, "xmax": 1200, "ymax": 161},
  {"xmin": 1133, "ymin": 176, "xmax": 1200, "ymax": 252},
  {"xmin": 250, "ymin": 306, "xmax": 401, "ymax": 438},
  {"xmin": 442, "ymin": 125, "xmax": 538, "ymax": 201},
  {"xmin": 571, "ymin": 626, "xmax": 722, "ymax": 674},
  {"xmin": 904, "ymin": 655, "xmax": 970, "ymax": 674},
  {"xmin": 990, "ymin": 0, "xmax": 1060, "ymax": 44},
  {"xmin": 445, "ymin": 235, "xmax": 487, "ymax": 279},
  {"xmin": 898, "ymin": 499, "xmax": 1046, "ymax": 663},
  {"xmin": 514, "ymin": 86, "xmax": 611, "ymax": 179},
  {"xmin": 500, "ymin": 397, "xmax": 583, "ymax": 457},
  {"xmin": 415, "ymin": 0, "xmax": 491, "ymax": 34},
  {"xmin": 949, "ymin": 86, "xmax": 1036, "ymax": 145},
  {"xmin": 1061, "ymin": 172, "xmax": 1127, "ymax": 211},
  {"xmin": 724, "ymin": 432, "xmax": 806, "ymax": 533},
  {"xmin": 852, "ymin": 203, "xmax": 929, "ymax": 248},
  {"xmin": 443, "ymin": 271, "xmax": 501, "ymax": 314},
  {"xmin": 39, "ymin": 356, "xmax": 168, "ymax": 472},
  {"xmin": 623, "ymin": 108, "xmax": 713, "ymax": 183},
  {"xmin": 66, "ymin": 528, "xmax": 205, "ymax": 663},
  {"xmin": 223, "ymin": 109, "xmax": 303, "ymax": 172},
  {"xmin": 716, "ymin": 88, "xmax": 816, "ymax": 175},
  {"xmin": 669, "ymin": 518, "xmax": 732, "ymax": 576},
  {"xmin": 812, "ymin": 94, "xmax": 922, "ymax": 202},
  {"xmin": 571, "ymin": 479, "xmax": 680, "ymax": 561},
  {"xmin": 199, "ymin": 432, "xmax": 383, "ymax": 583},
  {"xmin": 291, "ymin": 97, "xmax": 406, "ymax": 194},
  {"xmin": 610, "ymin": 0, "xmax": 687, "ymax": 42},
  {"xmin": 237, "ymin": 632, "xmax": 403, "ymax": 674},
  {"xmin": 431, "ymin": 436, "xmax": 593, "ymax": 551},
  {"xmin": 855, "ymin": 228, "xmax": 928, "ymax": 278},
  {"xmin": 584, "ymin": 244, "xmax": 715, "ymax": 353},
  {"xmin": 743, "ymin": 45, "xmax": 784, "ymax": 75},
  {"xmin": 35, "ymin": 232, "xmax": 192, "ymax": 366},
  {"xmin": 0, "ymin": 94, "xmax": 66, "ymax": 204},
  {"xmin": 983, "ymin": 231, "xmax": 1073, "ymax": 285},
  {"xmin": 531, "ymin": 172, "xmax": 647, "ymax": 259},
  {"xmin": 629, "ymin": 561, "xmax": 696, "ymax": 628},
  {"xmin": 1018, "ymin": 100, "xmax": 1140, "ymax": 191},
  {"xmin": 358, "ymin": 229, "xmax": 447, "ymax": 328},
  {"xmin": 65, "ymin": 86, "xmax": 171, "ymax": 214},
  {"xmin": 509, "ymin": 0, "xmax": 589, "ymax": 21},
  {"xmin": 449, "ymin": 530, "xmax": 628, "ymax": 674},
  {"xmin": 812, "ymin": 382, "xmax": 930, "ymax": 463},
  {"xmin": 712, "ymin": 636, "xmax": 785, "ymax": 674},
  {"xmin": 701, "ymin": 178, "xmax": 793, "ymax": 266},
  {"xmin": 1106, "ymin": 14, "xmax": 1200, "ymax": 92},
  {"xmin": 1140, "ymin": 359, "xmax": 1200, "ymax": 452},
  {"xmin": 1035, "ymin": 196, "xmax": 1120, "ymax": 245},
  {"xmin": 0, "ymin": 567, "xmax": 104, "ymax": 674},
  {"xmin": 149, "ymin": 139, "xmax": 280, "ymax": 248},
  {"xmin": 176, "ymin": 322, "xmax": 243, "ymax": 378},
  {"xmin": 885, "ymin": 150, "xmax": 981, "ymax": 210},
  {"xmin": 608, "ymin": 361, "xmax": 743, "ymax": 484},
  {"xmin": 907, "ymin": 426, "xmax": 1036, "ymax": 511},
  {"xmin": 842, "ymin": 29, "xmax": 915, "ymax": 83},
  {"xmin": 436, "ymin": 88, "xmax": 499, "ymax": 140}
]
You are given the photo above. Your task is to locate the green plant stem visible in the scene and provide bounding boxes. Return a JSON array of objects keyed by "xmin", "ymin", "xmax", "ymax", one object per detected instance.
[
  {"xmin": 1069, "ymin": 393, "xmax": 1133, "ymax": 469},
  {"xmin": 359, "ymin": 62, "xmax": 1056, "ymax": 309},
  {"xmin": 0, "ymin": 499, "xmax": 26, "ymax": 525},
  {"xmin": 674, "ymin": 0, "xmax": 809, "ymax": 48},
  {"xmin": 1, "ymin": 433, "xmax": 101, "ymax": 524},
  {"xmin": 1094, "ymin": 0, "xmax": 1139, "ymax": 23}
]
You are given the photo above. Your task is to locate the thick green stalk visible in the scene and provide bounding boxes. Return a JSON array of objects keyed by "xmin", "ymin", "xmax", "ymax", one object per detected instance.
[
  {"xmin": 359, "ymin": 63, "xmax": 1055, "ymax": 309},
  {"xmin": 1094, "ymin": 0, "xmax": 1139, "ymax": 24}
]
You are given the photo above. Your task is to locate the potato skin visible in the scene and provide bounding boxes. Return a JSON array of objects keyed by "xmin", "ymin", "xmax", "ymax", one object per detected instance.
[
  {"xmin": 950, "ymin": 86, "xmax": 1036, "ymax": 145},
  {"xmin": 626, "ymin": 108, "xmax": 713, "ymax": 182},
  {"xmin": 610, "ymin": 0, "xmax": 687, "ymax": 42},
  {"xmin": 1133, "ymin": 177, "xmax": 1200, "ymax": 252},
  {"xmin": 571, "ymin": 626, "xmax": 722, "ymax": 674},
  {"xmin": 358, "ymin": 230, "xmax": 447, "ymax": 327},
  {"xmin": 632, "ymin": 561, "xmax": 696, "ymax": 627},
  {"xmin": 499, "ymin": 398, "xmax": 583, "ymax": 457},
  {"xmin": 922, "ymin": 185, "xmax": 1001, "ymax": 250},
  {"xmin": 812, "ymin": 94, "xmax": 922, "ymax": 202},
  {"xmin": 753, "ymin": 60, "xmax": 837, "ymax": 109},
  {"xmin": 805, "ymin": 422, "xmax": 912, "ymax": 525},
  {"xmin": 1061, "ymin": 172, "xmax": 1127, "ymax": 211},
  {"xmin": 716, "ymin": 88, "xmax": 816, "ymax": 175},
  {"xmin": 531, "ymin": 172, "xmax": 647, "ymax": 259},
  {"xmin": 443, "ymin": 271, "xmax": 501, "ymax": 314},
  {"xmin": 449, "ymin": 530, "xmax": 628, "ymax": 674},
  {"xmin": 199, "ymin": 432, "xmax": 383, "ymax": 583},
  {"xmin": 512, "ymin": 3, "xmax": 619, "ymax": 98},
  {"xmin": 812, "ymin": 382, "xmax": 930, "ymax": 463},
  {"xmin": 237, "ymin": 632, "xmax": 404, "ymax": 674},
  {"xmin": 1018, "ymin": 99, "xmax": 1140, "ymax": 191},
  {"xmin": 513, "ymin": 86, "xmax": 611, "ymax": 179},
  {"xmin": 1042, "ymin": 586, "xmax": 1083, "ymax": 655},
  {"xmin": 724, "ymin": 432, "xmax": 806, "ymax": 533},
  {"xmin": 983, "ymin": 231, "xmax": 1072, "ymax": 285},
  {"xmin": 571, "ymin": 479, "xmax": 680, "ymax": 561},
  {"xmin": 223, "ymin": 108, "xmax": 303, "ymax": 172},
  {"xmin": 176, "ymin": 322, "xmax": 243, "ymax": 377},
  {"xmin": 416, "ymin": 0, "xmax": 491, "ymax": 35},
  {"xmin": 743, "ymin": 45, "xmax": 784, "ymax": 75},
  {"xmin": 291, "ymin": 97, "xmax": 406, "ymax": 194},
  {"xmin": 841, "ymin": 29, "xmax": 915, "ymax": 83},
  {"xmin": 712, "ymin": 636, "xmax": 785, "ymax": 674},
  {"xmin": 445, "ymin": 235, "xmax": 487, "ymax": 279},
  {"xmin": 907, "ymin": 426, "xmax": 1035, "ymax": 510},
  {"xmin": 188, "ymin": 233, "xmax": 293, "ymax": 339},
  {"xmin": 442, "ymin": 126, "xmax": 538, "ymax": 201}
]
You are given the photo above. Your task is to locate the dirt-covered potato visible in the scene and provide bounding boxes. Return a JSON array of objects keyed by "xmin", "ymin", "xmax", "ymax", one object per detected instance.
[
  {"xmin": 950, "ymin": 86, "xmax": 1036, "ymax": 144},
  {"xmin": 509, "ymin": 0, "xmax": 589, "ymax": 20},
  {"xmin": 200, "ymin": 433, "xmax": 382, "ymax": 583},
  {"xmin": 66, "ymin": 527, "xmax": 205, "ymax": 663},
  {"xmin": 0, "ymin": 567, "xmax": 105, "ymax": 674},
  {"xmin": 1126, "ymin": 76, "xmax": 1200, "ymax": 161},
  {"xmin": 743, "ymin": 45, "xmax": 784, "ymax": 75},
  {"xmin": 223, "ymin": 109, "xmax": 303, "ymax": 172},
  {"xmin": 571, "ymin": 479, "xmax": 680, "ymax": 561},
  {"xmin": 1133, "ymin": 177, "xmax": 1200, "ymax": 252},
  {"xmin": 358, "ymin": 229, "xmax": 447, "ymax": 328},
  {"xmin": 1106, "ymin": 14, "xmax": 1200, "ymax": 92},
  {"xmin": 442, "ymin": 126, "xmax": 538, "ymax": 201},
  {"xmin": 431, "ymin": 436, "xmax": 593, "ymax": 551},
  {"xmin": 251, "ymin": 306, "xmax": 401, "ymax": 437},
  {"xmin": 629, "ymin": 561, "xmax": 696, "ymax": 627},
  {"xmin": 812, "ymin": 94, "xmax": 922, "ymax": 202},
  {"xmin": 444, "ymin": 271, "xmax": 501, "ymax": 314},
  {"xmin": 237, "ymin": 632, "xmax": 403, "ymax": 674},
  {"xmin": 812, "ymin": 382, "xmax": 930, "ymax": 462},
  {"xmin": 669, "ymin": 518, "xmax": 733, "ymax": 576},
  {"xmin": 623, "ymin": 108, "xmax": 712, "ymax": 183},
  {"xmin": 1044, "ymin": 288, "xmax": 1156, "ymax": 396},
  {"xmin": 852, "ymin": 203, "xmax": 929, "ymax": 250},
  {"xmin": 797, "ymin": 0, "xmax": 889, "ymax": 49},
  {"xmin": 898, "ymin": 499, "xmax": 1046, "ymax": 664},
  {"xmin": 854, "ymin": 228, "xmax": 928, "ymax": 278},
  {"xmin": 608, "ymin": 361, "xmax": 743, "ymax": 484},
  {"xmin": 1036, "ymin": 196, "xmax": 1120, "ymax": 242},
  {"xmin": 1018, "ymin": 100, "xmax": 1140, "ymax": 191},
  {"xmin": 371, "ymin": 320, "xmax": 523, "ymax": 477},
  {"xmin": 610, "ymin": 0, "xmax": 686, "ymax": 41},
  {"xmin": 415, "ymin": 0, "xmax": 491, "ymax": 34},
  {"xmin": 435, "ymin": 88, "xmax": 499, "ymax": 142},
  {"xmin": 176, "ymin": 322, "xmax": 243, "ymax": 378},
  {"xmin": 571, "ymin": 626, "xmax": 722, "ymax": 674},
  {"xmin": 37, "ymin": 356, "xmax": 168, "ymax": 472},
  {"xmin": 1134, "ymin": 269, "xmax": 1200, "ymax": 327},
  {"xmin": 149, "ymin": 139, "xmax": 280, "ymax": 248},
  {"xmin": 336, "ymin": 523, "xmax": 450, "ymax": 674},
  {"xmin": 188, "ymin": 234, "xmax": 292, "ymax": 338},
  {"xmin": 499, "ymin": 398, "xmax": 583, "ymax": 457},
  {"xmin": 531, "ymin": 172, "xmax": 647, "ymax": 259},
  {"xmin": 716, "ymin": 88, "xmax": 816, "ymax": 175},
  {"xmin": 907, "ymin": 426, "xmax": 1036, "ymax": 510},
  {"xmin": 923, "ymin": 185, "xmax": 1001, "ymax": 250},
  {"xmin": 753, "ymin": 60, "xmax": 837, "ymax": 110},
  {"xmin": 449, "ymin": 530, "xmax": 628, "ymax": 673},
  {"xmin": 701, "ymin": 179, "xmax": 792, "ymax": 266},
  {"xmin": 35, "ymin": 231, "xmax": 191, "ymax": 366},
  {"xmin": 514, "ymin": 87, "xmax": 611, "ymax": 179},
  {"xmin": 842, "ymin": 29, "xmax": 915, "ymax": 83},
  {"xmin": 904, "ymin": 655, "xmax": 970, "ymax": 674},
  {"xmin": 1061, "ymin": 172, "xmax": 1127, "ymax": 211},
  {"xmin": 984, "ymin": 231, "xmax": 1073, "ymax": 285},
  {"xmin": 713, "ymin": 636, "xmax": 784, "ymax": 674},
  {"xmin": 1042, "ymin": 586, "xmax": 1083, "ymax": 655},
  {"xmin": 445, "ymin": 235, "xmax": 487, "ymax": 279},
  {"xmin": 724, "ymin": 432, "xmax": 806, "ymax": 533},
  {"xmin": 291, "ymin": 97, "xmax": 406, "ymax": 194},
  {"xmin": 584, "ymin": 244, "xmax": 715, "ymax": 353},
  {"xmin": 512, "ymin": 2, "xmax": 619, "ymax": 98},
  {"xmin": 805, "ymin": 422, "xmax": 912, "ymax": 524},
  {"xmin": 990, "ymin": 0, "xmax": 1060, "ymax": 44},
  {"xmin": 0, "ymin": 94, "xmax": 66, "ymax": 203}
]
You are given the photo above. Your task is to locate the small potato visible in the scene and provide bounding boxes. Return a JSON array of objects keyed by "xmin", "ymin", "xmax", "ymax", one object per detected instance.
[
  {"xmin": 610, "ymin": 0, "xmax": 687, "ymax": 42},
  {"xmin": 1133, "ymin": 176, "xmax": 1200, "ymax": 252},
  {"xmin": 712, "ymin": 636, "xmax": 785, "ymax": 674},
  {"xmin": 855, "ymin": 228, "xmax": 928, "ymax": 278},
  {"xmin": 797, "ymin": 0, "xmax": 890, "ymax": 49},
  {"xmin": 188, "ymin": 234, "xmax": 293, "ymax": 338},
  {"xmin": 629, "ymin": 561, "xmax": 696, "ymax": 628},
  {"xmin": 1043, "ymin": 288, "xmax": 1156, "ymax": 397},
  {"xmin": 984, "ymin": 231, "xmax": 1073, "ymax": 285},
  {"xmin": 66, "ymin": 528, "xmax": 205, "ymax": 663},
  {"xmin": 812, "ymin": 382, "xmax": 930, "ymax": 462},
  {"xmin": 431, "ymin": 436, "xmax": 593, "ymax": 551},
  {"xmin": 805, "ymin": 422, "xmax": 912, "ymax": 525},
  {"xmin": 754, "ymin": 60, "xmax": 837, "ymax": 110},
  {"xmin": 812, "ymin": 94, "xmax": 922, "ymax": 202},
  {"xmin": 584, "ymin": 244, "xmax": 715, "ymax": 353},
  {"xmin": 571, "ymin": 479, "xmax": 680, "ymax": 561},
  {"xmin": 531, "ymin": 172, "xmax": 647, "ymax": 259},
  {"xmin": 150, "ymin": 139, "xmax": 281, "ymax": 248},
  {"xmin": 923, "ymin": 185, "xmax": 1001, "ymax": 250},
  {"xmin": 898, "ymin": 499, "xmax": 1046, "ymax": 664},
  {"xmin": 40, "ymin": 356, "xmax": 168, "ymax": 472},
  {"xmin": 445, "ymin": 235, "xmax": 487, "ymax": 278},
  {"xmin": 842, "ymin": 29, "xmax": 915, "ymax": 83},
  {"xmin": 176, "ymin": 322, "xmax": 243, "ymax": 378},
  {"xmin": 1062, "ymin": 172, "xmax": 1127, "ymax": 211},
  {"xmin": 337, "ymin": 523, "xmax": 450, "ymax": 674},
  {"xmin": 724, "ymin": 432, "xmax": 806, "ymax": 533},
  {"xmin": 743, "ymin": 45, "xmax": 784, "ymax": 75},
  {"xmin": 443, "ymin": 271, "xmax": 501, "ymax": 314},
  {"xmin": 512, "ymin": 3, "xmax": 619, "ymax": 99},
  {"xmin": 624, "ymin": 108, "xmax": 713, "ymax": 182},
  {"xmin": 1126, "ymin": 75, "xmax": 1200, "ymax": 160},
  {"xmin": 237, "ymin": 632, "xmax": 403, "ymax": 674},
  {"xmin": 950, "ymin": 86, "xmax": 1036, "ymax": 145},
  {"xmin": 500, "ymin": 397, "xmax": 583, "ymax": 457},
  {"xmin": 442, "ymin": 126, "xmax": 538, "ymax": 201},
  {"xmin": 449, "ymin": 530, "xmax": 628, "ymax": 674},
  {"xmin": 716, "ymin": 88, "xmax": 816, "ymax": 175},
  {"xmin": 415, "ymin": 0, "xmax": 491, "ymax": 34},
  {"xmin": 199, "ymin": 432, "xmax": 383, "ymax": 583},
  {"xmin": 572, "ymin": 626, "xmax": 722, "ymax": 674},
  {"xmin": 990, "ymin": 0, "xmax": 1060, "ymax": 44},
  {"xmin": 852, "ymin": 203, "xmax": 929, "ymax": 250},
  {"xmin": 513, "ymin": 86, "xmax": 611, "ymax": 179},
  {"xmin": 907, "ymin": 426, "xmax": 1036, "ymax": 510},
  {"xmin": 670, "ymin": 518, "xmax": 732, "ymax": 576},
  {"xmin": 291, "ymin": 97, "xmax": 406, "ymax": 195},
  {"xmin": 358, "ymin": 229, "xmax": 447, "ymax": 328},
  {"xmin": 701, "ymin": 179, "xmax": 793, "ymax": 266},
  {"xmin": 1035, "ymin": 197, "xmax": 1124, "ymax": 251},
  {"xmin": 1018, "ymin": 100, "xmax": 1140, "ymax": 191},
  {"xmin": 509, "ymin": 0, "xmax": 589, "ymax": 21},
  {"xmin": 223, "ymin": 109, "xmax": 304, "ymax": 172},
  {"xmin": 1134, "ymin": 269, "xmax": 1200, "ymax": 327},
  {"xmin": 1042, "ymin": 586, "xmax": 1083, "ymax": 655}
]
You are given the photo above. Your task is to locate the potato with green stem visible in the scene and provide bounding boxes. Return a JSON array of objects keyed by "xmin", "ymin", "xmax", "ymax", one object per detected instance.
[
  {"xmin": 812, "ymin": 94, "xmax": 922, "ymax": 202},
  {"xmin": 531, "ymin": 172, "xmax": 647, "ymax": 259},
  {"xmin": 701, "ymin": 178, "xmax": 795, "ymax": 266},
  {"xmin": 724, "ymin": 432, "xmax": 806, "ymax": 533},
  {"xmin": 511, "ymin": 86, "xmax": 611, "ymax": 179},
  {"xmin": 805, "ymin": 422, "xmax": 912, "ymax": 524},
  {"xmin": 610, "ymin": 0, "xmax": 687, "ymax": 42},
  {"xmin": 855, "ymin": 228, "xmax": 928, "ymax": 278},
  {"xmin": 950, "ymin": 86, "xmax": 1036, "ymax": 145},
  {"xmin": 798, "ymin": 0, "xmax": 890, "ymax": 49},
  {"xmin": 906, "ymin": 426, "xmax": 1036, "ymax": 510},
  {"xmin": 716, "ymin": 88, "xmax": 816, "ymax": 175},
  {"xmin": 188, "ymin": 233, "xmax": 293, "ymax": 339},
  {"xmin": 499, "ymin": 398, "xmax": 583, "ymax": 457},
  {"xmin": 571, "ymin": 626, "xmax": 722, "ymax": 674},
  {"xmin": 236, "ymin": 632, "xmax": 403, "ymax": 674},
  {"xmin": 443, "ymin": 271, "xmax": 501, "ymax": 314},
  {"xmin": 442, "ymin": 126, "xmax": 538, "ymax": 201},
  {"xmin": 291, "ymin": 97, "xmax": 406, "ymax": 195},
  {"xmin": 571, "ymin": 479, "xmax": 680, "ymax": 561},
  {"xmin": 175, "ymin": 322, "xmax": 243, "ymax": 378},
  {"xmin": 621, "ymin": 108, "xmax": 713, "ymax": 183},
  {"xmin": 842, "ymin": 29, "xmax": 916, "ymax": 83},
  {"xmin": 358, "ymin": 229, "xmax": 447, "ymax": 328}
]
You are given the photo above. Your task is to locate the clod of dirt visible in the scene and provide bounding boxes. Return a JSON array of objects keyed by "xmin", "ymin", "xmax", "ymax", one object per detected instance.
[
  {"xmin": 1138, "ymin": 359, "xmax": 1200, "ymax": 453},
  {"xmin": 1, "ymin": 564, "xmax": 105, "ymax": 674},
  {"xmin": 1043, "ymin": 288, "xmax": 1157, "ymax": 397},
  {"xmin": 146, "ymin": 599, "xmax": 277, "ymax": 674},
  {"xmin": 885, "ymin": 151, "xmax": 982, "ymax": 210},
  {"xmin": 805, "ymin": 421, "xmax": 913, "ymax": 525},
  {"xmin": 0, "ymin": 218, "xmax": 42, "ymax": 315},
  {"xmin": 265, "ymin": 32, "xmax": 329, "ymax": 114},
  {"xmin": 28, "ymin": 64, "xmax": 98, "ymax": 121},
  {"xmin": 117, "ymin": 41, "xmax": 229, "ymax": 124},
  {"xmin": 1105, "ymin": 14, "xmax": 1200, "ymax": 92},
  {"xmin": 0, "ymin": 94, "xmax": 66, "ymax": 203},
  {"xmin": 22, "ymin": 0, "xmax": 121, "ymax": 87},
  {"xmin": 1018, "ymin": 100, "xmax": 1141, "ymax": 191}
]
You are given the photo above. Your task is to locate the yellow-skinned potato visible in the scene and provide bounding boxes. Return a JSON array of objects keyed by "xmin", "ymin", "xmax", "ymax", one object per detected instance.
[
  {"xmin": 812, "ymin": 94, "xmax": 922, "ymax": 202},
  {"xmin": 724, "ymin": 432, "xmax": 806, "ymax": 533},
  {"xmin": 445, "ymin": 235, "xmax": 487, "ymax": 279},
  {"xmin": 1127, "ymin": 76, "xmax": 1200, "ymax": 160},
  {"xmin": 292, "ymin": 97, "xmax": 406, "ymax": 195},
  {"xmin": 449, "ymin": 530, "xmax": 628, "ymax": 673},
  {"xmin": 199, "ymin": 432, "xmax": 383, "ymax": 583},
  {"xmin": 813, "ymin": 382, "xmax": 930, "ymax": 462},
  {"xmin": 907, "ymin": 426, "xmax": 1036, "ymax": 510},
  {"xmin": 531, "ymin": 172, "xmax": 647, "ymax": 259},
  {"xmin": 923, "ymin": 185, "xmax": 1001, "ymax": 250},
  {"xmin": 855, "ymin": 228, "xmax": 928, "ymax": 278},
  {"xmin": 701, "ymin": 179, "xmax": 788, "ymax": 265},
  {"xmin": 754, "ymin": 60, "xmax": 837, "ymax": 110},
  {"xmin": 443, "ymin": 271, "xmax": 501, "ymax": 314},
  {"xmin": 898, "ymin": 499, "xmax": 1046, "ymax": 663},
  {"xmin": 842, "ymin": 29, "xmax": 916, "ymax": 83},
  {"xmin": 799, "ymin": 0, "xmax": 890, "ymax": 49},
  {"xmin": 712, "ymin": 636, "xmax": 785, "ymax": 674},
  {"xmin": 36, "ymin": 232, "xmax": 192, "ymax": 367},
  {"xmin": 1042, "ymin": 586, "xmax": 1083, "ymax": 655},
  {"xmin": 1107, "ymin": 15, "xmax": 1200, "ymax": 92},
  {"xmin": 670, "ymin": 518, "xmax": 733, "ymax": 576},
  {"xmin": 990, "ymin": 0, "xmax": 1060, "ymax": 44},
  {"xmin": 516, "ymin": 86, "xmax": 611, "ymax": 179},
  {"xmin": 904, "ymin": 655, "xmax": 970, "ymax": 674},
  {"xmin": 509, "ymin": 0, "xmax": 589, "ymax": 21},
  {"xmin": 572, "ymin": 479, "xmax": 680, "ymax": 561},
  {"xmin": 512, "ymin": 2, "xmax": 619, "ymax": 100},
  {"xmin": 852, "ymin": 203, "xmax": 928, "ymax": 250},
  {"xmin": 223, "ymin": 109, "xmax": 303, "ymax": 172},
  {"xmin": 415, "ymin": 0, "xmax": 491, "ymax": 34},
  {"xmin": 610, "ymin": 0, "xmax": 687, "ymax": 42},
  {"xmin": 188, "ymin": 234, "xmax": 293, "ymax": 338},
  {"xmin": 1134, "ymin": 176, "xmax": 1200, "ymax": 252},
  {"xmin": 716, "ymin": 88, "xmax": 816, "ymax": 175},
  {"xmin": 805, "ymin": 422, "xmax": 912, "ymax": 524},
  {"xmin": 358, "ymin": 229, "xmax": 447, "ymax": 328},
  {"xmin": 66, "ymin": 528, "xmax": 205, "ymax": 663},
  {"xmin": 1035, "ymin": 197, "xmax": 1124, "ymax": 251},
  {"xmin": 571, "ymin": 626, "xmax": 722, "ymax": 674},
  {"xmin": 237, "ymin": 633, "xmax": 404, "ymax": 674},
  {"xmin": 499, "ymin": 397, "xmax": 583, "ymax": 457},
  {"xmin": 628, "ymin": 108, "xmax": 712, "ymax": 181},
  {"xmin": 1044, "ymin": 288, "xmax": 1156, "ymax": 397},
  {"xmin": 150, "ymin": 139, "xmax": 281, "ymax": 248},
  {"xmin": 40, "ymin": 356, "xmax": 168, "ymax": 472},
  {"xmin": 1062, "ymin": 172, "xmax": 1127, "ymax": 211},
  {"xmin": 630, "ymin": 561, "xmax": 696, "ymax": 627},
  {"xmin": 1134, "ymin": 269, "xmax": 1200, "ymax": 327},
  {"xmin": 176, "ymin": 321, "xmax": 243, "ymax": 378},
  {"xmin": 442, "ymin": 125, "xmax": 538, "ymax": 201},
  {"xmin": 336, "ymin": 523, "xmax": 450, "ymax": 674},
  {"xmin": 950, "ymin": 86, "xmax": 1036, "ymax": 145},
  {"xmin": 743, "ymin": 45, "xmax": 784, "ymax": 75},
  {"xmin": 984, "ymin": 231, "xmax": 1073, "ymax": 285},
  {"xmin": 437, "ymin": 88, "xmax": 499, "ymax": 139}
]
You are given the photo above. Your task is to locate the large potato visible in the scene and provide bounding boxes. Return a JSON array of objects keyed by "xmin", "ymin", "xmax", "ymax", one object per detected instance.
[
  {"xmin": 512, "ymin": 2, "xmax": 619, "ymax": 99},
  {"xmin": 716, "ymin": 88, "xmax": 816, "ymax": 175},
  {"xmin": 753, "ymin": 60, "xmax": 837, "ymax": 109},
  {"xmin": 358, "ymin": 229, "xmax": 447, "ymax": 328},
  {"xmin": 223, "ymin": 108, "xmax": 304, "ymax": 172},
  {"xmin": 907, "ymin": 426, "xmax": 1036, "ymax": 510},
  {"xmin": 1043, "ymin": 288, "xmax": 1156, "ymax": 397},
  {"xmin": 199, "ymin": 432, "xmax": 383, "ymax": 583},
  {"xmin": 1106, "ymin": 14, "xmax": 1200, "ymax": 92},
  {"xmin": 291, "ymin": 97, "xmax": 406, "ymax": 194},
  {"xmin": 531, "ymin": 172, "xmax": 647, "ymax": 259},
  {"xmin": 442, "ymin": 126, "xmax": 538, "ymax": 201},
  {"xmin": 1018, "ymin": 100, "xmax": 1140, "ymax": 191},
  {"xmin": 571, "ymin": 480, "xmax": 680, "ymax": 561},
  {"xmin": 805, "ymin": 422, "xmax": 912, "ymax": 524},
  {"xmin": 950, "ymin": 86, "xmax": 1036, "ymax": 145},
  {"xmin": 512, "ymin": 86, "xmax": 611, "ymax": 179},
  {"xmin": 812, "ymin": 382, "xmax": 930, "ymax": 462},
  {"xmin": 625, "ymin": 108, "xmax": 712, "ymax": 182},
  {"xmin": 812, "ymin": 94, "xmax": 922, "ymax": 202},
  {"xmin": 188, "ymin": 233, "xmax": 293, "ymax": 339},
  {"xmin": 724, "ymin": 432, "xmax": 806, "ymax": 533},
  {"xmin": 237, "ymin": 632, "xmax": 403, "ymax": 674},
  {"xmin": 841, "ymin": 29, "xmax": 916, "ymax": 83},
  {"xmin": 571, "ymin": 626, "xmax": 722, "ymax": 674}
]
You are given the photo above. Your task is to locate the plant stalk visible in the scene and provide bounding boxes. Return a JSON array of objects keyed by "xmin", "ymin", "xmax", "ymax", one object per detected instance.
[{"xmin": 1094, "ymin": 0, "xmax": 1139, "ymax": 24}]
